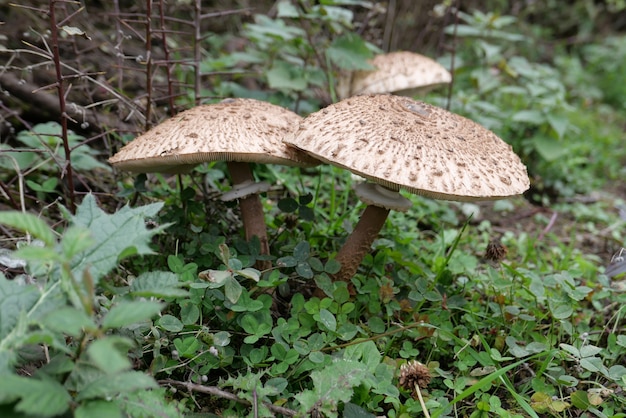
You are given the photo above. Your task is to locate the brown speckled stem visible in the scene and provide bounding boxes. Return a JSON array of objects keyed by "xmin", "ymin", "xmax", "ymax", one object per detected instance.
[
  {"xmin": 226, "ymin": 161, "xmax": 270, "ymax": 269},
  {"xmin": 332, "ymin": 205, "xmax": 390, "ymax": 282}
]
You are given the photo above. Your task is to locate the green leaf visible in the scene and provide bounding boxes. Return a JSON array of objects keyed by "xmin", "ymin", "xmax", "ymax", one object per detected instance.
[
  {"xmin": 116, "ymin": 388, "xmax": 184, "ymax": 418},
  {"xmin": 180, "ymin": 301, "xmax": 200, "ymax": 325},
  {"xmin": 130, "ymin": 271, "xmax": 189, "ymax": 298},
  {"xmin": 224, "ymin": 276, "xmax": 243, "ymax": 303},
  {"xmin": 61, "ymin": 226, "xmax": 95, "ymax": 259},
  {"xmin": 296, "ymin": 262, "xmax": 314, "ymax": 279},
  {"xmin": 236, "ymin": 267, "xmax": 261, "ymax": 282},
  {"xmin": 324, "ymin": 259, "xmax": 341, "ymax": 275},
  {"xmin": 267, "ymin": 60, "xmax": 308, "ymax": 91},
  {"xmin": 570, "ymin": 390, "xmax": 591, "ymax": 410},
  {"xmin": 0, "ymin": 211, "xmax": 56, "ymax": 246},
  {"xmin": 326, "ymin": 33, "xmax": 375, "ymax": 70},
  {"xmin": 42, "ymin": 307, "xmax": 97, "ymax": 336},
  {"xmin": 0, "ymin": 276, "xmax": 42, "ymax": 371},
  {"xmin": 0, "ymin": 374, "xmax": 71, "ymax": 417},
  {"xmin": 173, "ymin": 337, "xmax": 201, "ymax": 358},
  {"xmin": 295, "ymin": 359, "xmax": 372, "ymax": 416},
  {"xmin": 101, "ymin": 301, "xmax": 164, "ymax": 330},
  {"xmin": 533, "ymin": 136, "xmax": 568, "ymax": 161},
  {"xmin": 293, "ymin": 241, "xmax": 311, "ymax": 261},
  {"xmin": 26, "ymin": 177, "xmax": 58, "ymax": 193},
  {"xmin": 318, "ymin": 309, "xmax": 337, "ymax": 332},
  {"xmin": 87, "ymin": 336, "xmax": 134, "ymax": 374},
  {"xmin": 75, "ymin": 400, "xmax": 123, "ymax": 418},
  {"xmin": 277, "ymin": 256, "xmax": 297, "ymax": 268},
  {"xmin": 278, "ymin": 197, "xmax": 299, "ymax": 213},
  {"xmin": 76, "ymin": 371, "xmax": 157, "ymax": 401},
  {"xmin": 546, "ymin": 114, "xmax": 569, "ymax": 139},
  {"xmin": 579, "ymin": 345, "xmax": 603, "ymax": 358},
  {"xmin": 157, "ymin": 315, "xmax": 184, "ymax": 332},
  {"xmin": 69, "ymin": 194, "xmax": 168, "ymax": 284}
]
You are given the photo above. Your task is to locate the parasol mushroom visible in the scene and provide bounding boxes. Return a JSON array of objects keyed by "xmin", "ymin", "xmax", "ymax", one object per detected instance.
[
  {"xmin": 284, "ymin": 94, "xmax": 529, "ymax": 283},
  {"xmin": 109, "ymin": 98, "xmax": 319, "ymax": 267},
  {"xmin": 337, "ymin": 51, "xmax": 452, "ymax": 100}
]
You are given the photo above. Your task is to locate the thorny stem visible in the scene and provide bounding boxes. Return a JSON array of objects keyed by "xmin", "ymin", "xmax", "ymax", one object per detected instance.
[
  {"xmin": 445, "ymin": 0, "xmax": 460, "ymax": 111},
  {"xmin": 157, "ymin": 0, "xmax": 177, "ymax": 117},
  {"xmin": 48, "ymin": 0, "xmax": 76, "ymax": 213},
  {"xmin": 193, "ymin": 0, "xmax": 202, "ymax": 105},
  {"xmin": 144, "ymin": 0, "xmax": 153, "ymax": 129}
]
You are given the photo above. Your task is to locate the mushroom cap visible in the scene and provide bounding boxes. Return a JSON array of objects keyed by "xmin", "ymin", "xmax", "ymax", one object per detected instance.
[
  {"xmin": 284, "ymin": 94, "xmax": 530, "ymax": 201},
  {"xmin": 337, "ymin": 51, "xmax": 452, "ymax": 100},
  {"xmin": 109, "ymin": 98, "xmax": 319, "ymax": 173}
]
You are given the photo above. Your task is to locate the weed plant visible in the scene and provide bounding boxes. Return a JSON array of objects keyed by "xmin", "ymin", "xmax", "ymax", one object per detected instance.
[{"xmin": 1, "ymin": 1, "xmax": 626, "ymax": 417}]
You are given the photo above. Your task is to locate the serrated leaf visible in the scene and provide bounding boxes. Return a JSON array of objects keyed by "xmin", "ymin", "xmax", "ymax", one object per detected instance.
[
  {"xmin": 61, "ymin": 226, "xmax": 94, "ymax": 259},
  {"xmin": 0, "ymin": 211, "xmax": 56, "ymax": 246},
  {"xmin": 0, "ymin": 374, "xmax": 71, "ymax": 417},
  {"xmin": 88, "ymin": 336, "xmax": 134, "ymax": 374},
  {"xmin": 76, "ymin": 371, "xmax": 157, "ymax": 401},
  {"xmin": 116, "ymin": 388, "xmax": 184, "ymax": 418},
  {"xmin": 13, "ymin": 245, "xmax": 62, "ymax": 263},
  {"xmin": 42, "ymin": 307, "xmax": 97, "ymax": 336},
  {"xmin": 326, "ymin": 33, "xmax": 375, "ymax": 70},
  {"xmin": 0, "ymin": 276, "xmax": 41, "ymax": 371},
  {"xmin": 130, "ymin": 271, "xmax": 189, "ymax": 298},
  {"xmin": 101, "ymin": 301, "xmax": 163, "ymax": 330},
  {"xmin": 69, "ymin": 194, "xmax": 167, "ymax": 284},
  {"xmin": 75, "ymin": 400, "xmax": 123, "ymax": 418},
  {"xmin": 296, "ymin": 359, "xmax": 371, "ymax": 416}
]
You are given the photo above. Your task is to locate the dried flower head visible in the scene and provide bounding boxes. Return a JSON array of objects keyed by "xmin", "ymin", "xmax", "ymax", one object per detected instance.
[
  {"xmin": 399, "ymin": 360, "xmax": 431, "ymax": 391},
  {"xmin": 484, "ymin": 239, "xmax": 508, "ymax": 262}
]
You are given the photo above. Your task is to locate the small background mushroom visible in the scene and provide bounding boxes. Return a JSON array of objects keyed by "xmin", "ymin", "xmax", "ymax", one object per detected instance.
[{"xmin": 337, "ymin": 51, "xmax": 452, "ymax": 100}]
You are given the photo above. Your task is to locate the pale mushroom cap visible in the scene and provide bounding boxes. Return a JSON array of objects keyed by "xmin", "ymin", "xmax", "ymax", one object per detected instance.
[
  {"xmin": 337, "ymin": 51, "xmax": 452, "ymax": 100},
  {"xmin": 109, "ymin": 98, "xmax": 319, "ymax": 173},
  {"xmin": 284, "ymin": 94, "xmax": 530, "ymax": 201}
]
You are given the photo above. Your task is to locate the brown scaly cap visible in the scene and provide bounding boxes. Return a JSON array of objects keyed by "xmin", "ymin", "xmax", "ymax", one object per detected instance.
[
  {"xmin": 338, "ymin": 51, "xmax": 452, "ymax": 99},
  {"xmin": 284, "ymin": 94, "xmax": 530, "ymax": 201},
  {"xmin": 109, "ymin": 98, "xmax": 319, "ymax": 173}
]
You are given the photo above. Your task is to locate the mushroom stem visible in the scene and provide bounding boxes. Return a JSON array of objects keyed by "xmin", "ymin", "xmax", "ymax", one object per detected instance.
[
  {"xmin": 332, "ymin": 204, "xmax": 390, "ymax": 282},
  {"xmin": 226, "ymin": 161, "xmax": 270, "ymax": 268}
]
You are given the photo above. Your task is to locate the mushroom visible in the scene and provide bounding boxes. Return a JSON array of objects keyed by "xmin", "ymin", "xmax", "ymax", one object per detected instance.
[
  {"xmin": 283, "ymin": 94, "xmax": 529, "ymax": 282},
  {"xmin": 109, "ymin": 98, "xmax": 319, "ymax": 266},
  {"xmin": 337, "ymin": 51, "xmax": 452, "ymax": 100}
]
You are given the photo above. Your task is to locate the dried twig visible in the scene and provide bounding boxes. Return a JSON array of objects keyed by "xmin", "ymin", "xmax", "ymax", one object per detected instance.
[{"xmin": 158, "ymin": 379, "xmax": 297, "ymax": 417}]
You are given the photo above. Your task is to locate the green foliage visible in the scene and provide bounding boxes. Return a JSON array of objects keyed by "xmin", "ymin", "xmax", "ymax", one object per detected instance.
[
  {"xmin": 3, "ymin": 1, "xmax": 626, "ymax": 417},
  {"xmin": 444, "ymin": 10, "xmax": 626, "ymax": 200},
  {"xmin": 0, "ymin": 195, "xmax": 183, "ymax": 417}
]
